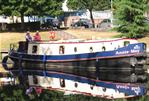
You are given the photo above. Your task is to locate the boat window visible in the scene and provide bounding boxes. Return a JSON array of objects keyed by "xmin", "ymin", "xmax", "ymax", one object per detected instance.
[
  {"xmin": 74, "ymin": 47, "xmax": 77, "ymax": 52},
  {"xmin": 33, "ymin": 75, "xmax": 38, "ymax": 84},
  {"xmin": 60, "ymin": 79, "xmax": 65, "ymax": 87},
  {"xmin": 59, "ymin": 46, "xmax": 65, "ymax": 54},
  {"xmin": 102, "ymin": 46, "xmax": 106, "ymax": 51},
  {"xmin": 124, "ymin": 41, "xmax": 130, "ymax": 46},
  {"xmin": 90, "ymin": 47, "xmax": 93, "ymax": 52},
  {"xmin": 32, "ymin": 45, "xmax": 37, "ymax": 54}
]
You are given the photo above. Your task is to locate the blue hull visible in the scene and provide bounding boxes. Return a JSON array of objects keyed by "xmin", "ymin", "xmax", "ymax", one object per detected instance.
[{"xmin": 9, "ymin": 43, "xmax": 146, "ymax": 61}]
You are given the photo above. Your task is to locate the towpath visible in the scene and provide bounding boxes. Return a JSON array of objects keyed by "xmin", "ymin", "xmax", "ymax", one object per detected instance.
[{"xmin": 56, "ymin": 31, "xmax": 78, "ymax": 39}]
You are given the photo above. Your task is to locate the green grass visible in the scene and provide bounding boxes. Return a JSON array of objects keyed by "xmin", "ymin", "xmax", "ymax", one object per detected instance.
[{"xmin": 0, "ymin": 31, "xmax": 61, "ymax": 51}]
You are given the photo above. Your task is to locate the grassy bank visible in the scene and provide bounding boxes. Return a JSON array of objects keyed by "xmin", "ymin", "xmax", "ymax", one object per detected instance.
[
  {"xmin": 65, "ymin": 29, "xmax": 120, "ymax": 39},
  {"xmin": 65, "ymin": 29, "xmax": 149, "ymax": 48},
  {"xmin": 1, "ymin": 29, "xmax": 149, "ymax": 51},
  {"xmin": 0, "ymin": 31, "xmax": 60, "ymax": 51}
]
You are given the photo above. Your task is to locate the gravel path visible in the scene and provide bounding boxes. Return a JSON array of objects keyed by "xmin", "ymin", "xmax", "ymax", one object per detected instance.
[{"xmin": 56, "ymin": 31, "xmax": 78, "ymax": 39}]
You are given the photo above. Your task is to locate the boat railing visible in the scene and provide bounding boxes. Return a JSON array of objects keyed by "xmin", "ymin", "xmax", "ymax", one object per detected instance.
[
  {"xmin": 9, "ymin": 43, "xmax": 19, "ymax": 53},
  {"xmin": 0, "ymin": 50, "xmax": 8, "ymax": 60}
]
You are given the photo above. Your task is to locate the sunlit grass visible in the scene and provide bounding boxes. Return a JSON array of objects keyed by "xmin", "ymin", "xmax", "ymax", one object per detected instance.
[
  {"xmin": 0, "ymin": 31, "xmax": 60, "ymax": 51},
  {"xmin": 65, "ymin": 29, "xmax": 120, "ymax": 39},
  {"xmin": 0, "ymin": 29, "xmax": 149, "ymax": 52}
]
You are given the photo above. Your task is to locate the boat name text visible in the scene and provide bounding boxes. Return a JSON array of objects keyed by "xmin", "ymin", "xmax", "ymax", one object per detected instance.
[{"xmin": 116, "ymin": 45, "xmax": 141, "ymax": 55}]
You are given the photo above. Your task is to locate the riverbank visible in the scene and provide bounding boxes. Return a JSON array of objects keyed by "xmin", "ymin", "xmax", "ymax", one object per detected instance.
[{"xmin": 1, "ymin": 29, "xmax": 149, "ymax": 50}]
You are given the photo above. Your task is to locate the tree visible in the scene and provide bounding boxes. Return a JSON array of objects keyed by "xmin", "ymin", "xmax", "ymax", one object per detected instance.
[
  {"xmin": 67, "ymin": 0, "xmax": 111, "ymax": 27},
  {"xmin": 113, "ymin": 0, "xmax": 149, "ymax": 38},
  {"xmin": 0, "ymin": 0, "xmax": 64, "ymax": 31},
  {"xmin": 29, "ymin": 0, "xmax": 64, "ymax": 17}
]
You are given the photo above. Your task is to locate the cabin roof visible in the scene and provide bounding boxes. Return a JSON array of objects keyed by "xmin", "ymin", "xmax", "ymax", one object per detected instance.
[{"xmin": 28, "ymin": 38, "xmax": 137, "ymax": 44}]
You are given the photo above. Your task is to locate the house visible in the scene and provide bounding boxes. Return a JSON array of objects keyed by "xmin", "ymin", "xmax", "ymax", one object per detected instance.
[{"xmin": 62, "ymin": 10, "xmax": 112, "ymax": 28}]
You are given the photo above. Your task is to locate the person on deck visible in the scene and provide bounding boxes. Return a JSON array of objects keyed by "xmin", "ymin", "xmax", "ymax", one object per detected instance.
[
  {"xmin": 33, "ymin": 31, "xmax": 41, "ymax": 41},
  {"xmin": 25, "ymin": 31, "xmax": 32, "ymax": 52},
  {"xmin": 25, "ymin": 31, "xmax": 32, "ymax": 42}
]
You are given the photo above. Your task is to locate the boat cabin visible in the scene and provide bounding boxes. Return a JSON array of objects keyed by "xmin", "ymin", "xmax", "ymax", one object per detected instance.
[{"xmin": 17, "ymin": 38, "xmax": 138, "ymax": 55}]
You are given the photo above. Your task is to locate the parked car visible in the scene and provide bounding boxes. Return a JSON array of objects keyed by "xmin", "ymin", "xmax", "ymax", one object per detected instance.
[
  {"xmin": 97, "ymin": 19, "xmax": 112, "ymax": 28},
  {"xmin": 71, "ymin": 20, "xmax": 93, "ymax": 28},
  {"xmin": 41, "ymin": 18, "xmax": 61, "ymax": 29}
]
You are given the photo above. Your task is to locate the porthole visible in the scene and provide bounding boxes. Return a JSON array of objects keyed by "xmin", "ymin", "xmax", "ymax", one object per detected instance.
[
  {"xmin": 90, "ymin": 47, "xmax": 93, "ymax": 52},
  {"xmin": 74, "ymin": 82, "xmax": 78, "ymax": 88},
  {"xmin": 102, "ymin": 46, "xmax": 106, "ymax": 51},
  {"xmin": 74, "ymin": 47, "xmax": 77, "ymax": 52},
  {"xmin": 90, "ymin": 85, "xmax": 94, "ymax": 90}
]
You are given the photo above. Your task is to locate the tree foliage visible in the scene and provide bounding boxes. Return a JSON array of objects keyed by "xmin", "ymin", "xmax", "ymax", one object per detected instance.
[
  {"xmin": 0, "ymin": 85, "xmax": 29, "ymax": 101},
  {"xmin": 113, "ymin": 0, "xmax": 149, "ymax": 38},
  {"xmin": 0, "ymin": 0, "xmax": 64, "ymax": 30},
  {"xmin": 67, "ymin": 0, "xmax": 110, "ymax": 11},
  {"xmin": 67, "ymin": 0, "xmax": 111, "ymax": 27}
]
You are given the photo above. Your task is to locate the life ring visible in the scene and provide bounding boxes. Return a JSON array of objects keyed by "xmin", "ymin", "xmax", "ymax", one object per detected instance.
[
  {"xmin": 49, "ymin": 31, "xmax": 56, "ymax": 39},
  {"xmin": 2, "ymin": 55, "xmax": 12, "ymax": 70}
]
